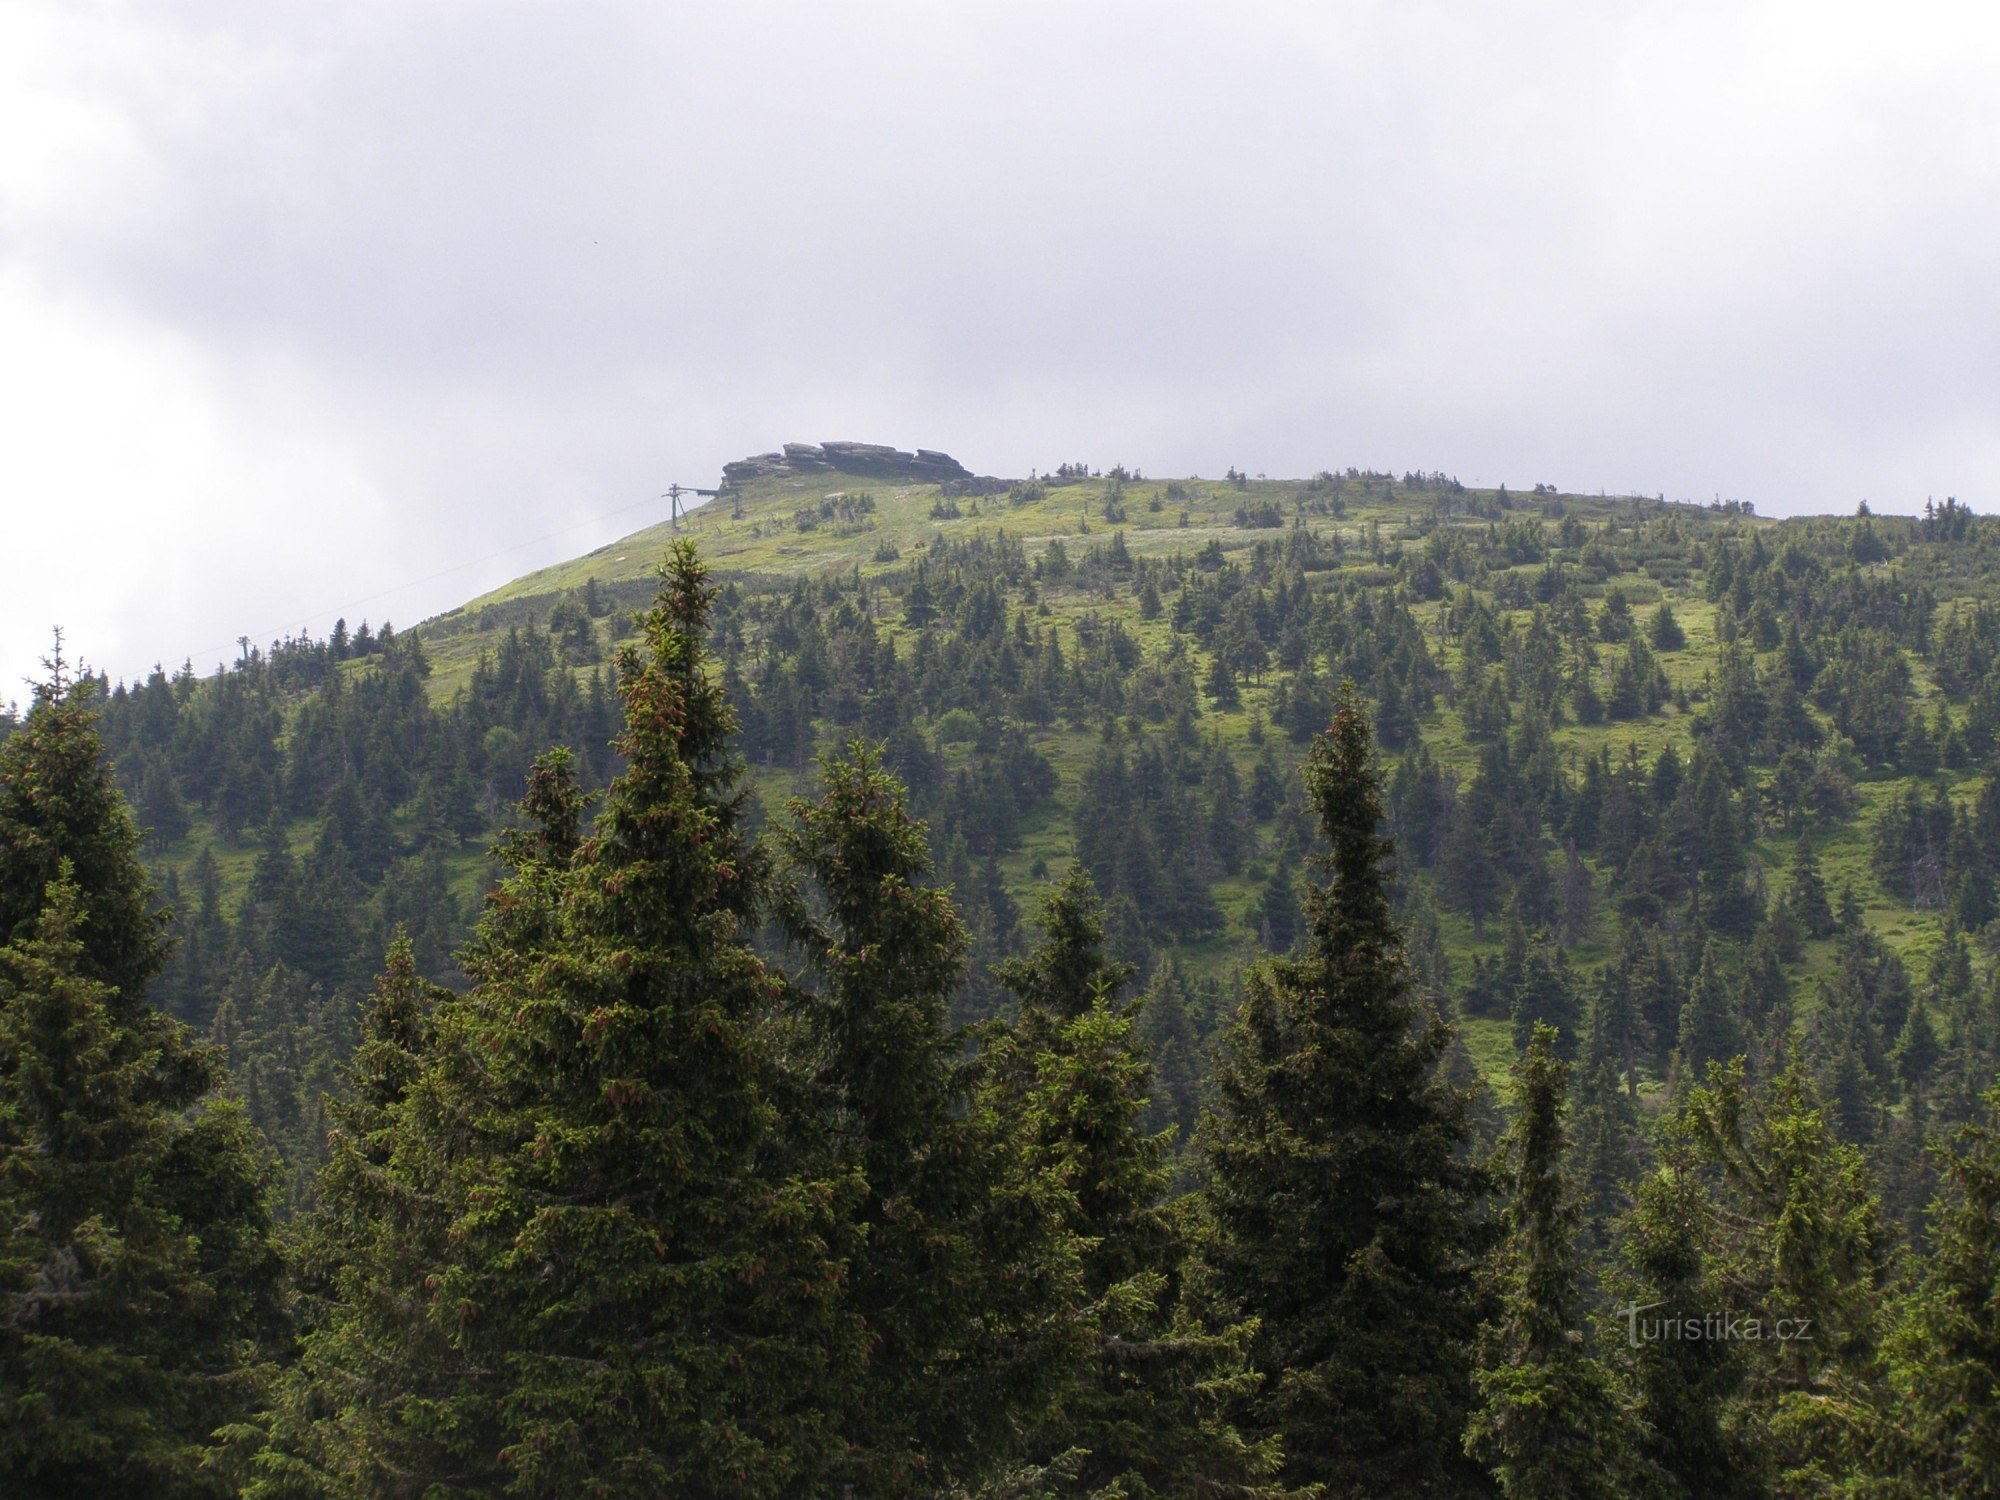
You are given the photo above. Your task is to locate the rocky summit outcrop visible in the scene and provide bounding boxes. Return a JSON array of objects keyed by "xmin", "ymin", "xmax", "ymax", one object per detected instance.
[{"xmin": 722, "ymin": 441, "xmax": 975, "ymax": 486}]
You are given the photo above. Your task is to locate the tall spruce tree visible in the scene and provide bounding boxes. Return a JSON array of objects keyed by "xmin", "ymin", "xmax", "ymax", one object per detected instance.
[
  {"xmin": 777, "ymin": 746, "xmax": 1077, "ymax": 1494},
  {"xmin": 268, "ymin": 750, "xmax": 601, "ymax": 1495},
  {"xmin": 1466, "ymin": 1024, "xmax": 1643, "ymax": 1497},
  {"xmin": 1509, "ymin": 931, "xmax": 1583, "ymax": 1058},
  {"xmin": 287, "ymin": 545, "xmax": 866, "ymax": 1496},
  {"xmin": 0, "ymin": 666, "xmax": 283, "ymax": 1495},
  {"xmin": 0, "ymin": 648, "xmax": 171, "ymax": 1010},
  {"xmin": 988, "ymin": 867, "xmax": 1292, "ymax": 1497},
  {"xmin": 1198, "ymin": 685, "xmax": 1488, "ymax": 1495},
  {"xmin": 254, "ymin": 935, "xmax": 459, "ymax": 1497},
  {"xmin": 1136, "ymin": 954, "xmax": 1205, "ymax": 1143}
]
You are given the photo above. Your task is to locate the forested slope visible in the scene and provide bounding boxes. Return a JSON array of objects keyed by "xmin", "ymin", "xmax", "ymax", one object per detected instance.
[
  {"xmin": 9, "ymin": 466, "xmax": 2000, "ymax": 1491},
  {"xmin": 24, "ymin": 458, "xmax": 1995, "ymax": 1207}
]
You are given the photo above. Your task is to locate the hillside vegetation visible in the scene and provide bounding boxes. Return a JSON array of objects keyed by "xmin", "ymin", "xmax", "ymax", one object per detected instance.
[
  {"xmin": 9, "ymin": 460, "xmax": 2000, "ymax": 1492},
  {"xmin": 23, "ymin": 460, "xmax": 1998, "ymax": 1170}
]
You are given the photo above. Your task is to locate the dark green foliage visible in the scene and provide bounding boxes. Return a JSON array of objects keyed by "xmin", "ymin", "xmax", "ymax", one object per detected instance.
[
  {"xmin": 0, "ymin": 670, "xmax": 282, "ymax": 1496},
  {"xmin": 1814, "ymin": 626, "xmax": 1913, "ymax": 767},
  {"xmin": 253, "ymin": 936, "xmax": 459, "ymax": 1496},
  {"xmin": 1509, "ymin": 931, "xmax": 1583, "ymax": 1058},
  {"xmin": 1676, "ymin": 1061, "xmax": 1894, "ymax": 1491},
  {"xmin": 1569, "ymin": 986, "xmax": 1644, "ymax": 1253},
  {"xmin": 1071, "ymin": 730, "xmax": 1227, "ymax": 945},
  {"xmin": 993, "ymin": 865, "xmax": 1137, "ymax": 1024},
  {"xmin": 1438, "ymin": 801, "xmax": 1500, "ymax": 930},
  {"xmin": 1250, "ymin": 852, "xmax": 1300, "ymax": 951},
  {"xmin": 0, "ymin": 660, "xmax": 171, "ymax": 1010},
  {"xmin": 1671, "ymin": 942, "xmax": 1746, "ymax": 1091},
  {"xmin": 1134, "ymin": 954, "xmax": 1210, "ymax": 1145},
  {"xmin": 989, "ymin": 868, "xmax": 1291, "ymax": 1497},
  {"xmin": 1875, "ymin": 1087, "xmax": 1939, "ymax": 1254},
  {"xmin": 1615, "ymin": 1157, "xmax": 1755, "ymax": 1498},
  {"xmin": 282, "ymin": 546, "xmax": 868, "ymax": 1496},
  {"xmin": 1687, "ymin": 760, "xmax": 1762, "ymax": 937},
  {"xmin": 1784, "ymin": 831, "xmax": 1837, "ymax": 938},
  {"xmin": 1871, "ymin": 783, "xmax": 1955, "ymax": 909},
  {"xmin": 1199, "ymin": 686, "xmax": 1488, "ymax": 1494},
  {"xmin": 545, "ymin": 595, "xmax": 601, "ymax": 665},
  {"xmin": 1649, "ymin": 600, "xmax": 1686, "ymax": 651},
  {"xmin": 1886, "ymin": 1085, "xmax": 2000, "ymax": 1492},
  {"xmin": 1607, "ymin": 634, "xmax": 1669, "ymax": 719},
  {"xmin": 1466, "ymin": 1024, "xmax": 1643, "ymax": 1496},
  {"xmin": 1205, "ymin": 651, "xmax": 1241, "ymax": 709},
  {"xmin": 41, "ymin": 474, "xmax": 2000, "ymax": 1492},
  {"xmin": 779, "ymin": 746, "xmax": 1074, "ymax": 1493}
]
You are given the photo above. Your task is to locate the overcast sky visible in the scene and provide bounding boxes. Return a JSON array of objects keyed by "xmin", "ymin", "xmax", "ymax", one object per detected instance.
[{"xmin": 3, "ymin": 1, "xmax": 1997, "ymax": 696}]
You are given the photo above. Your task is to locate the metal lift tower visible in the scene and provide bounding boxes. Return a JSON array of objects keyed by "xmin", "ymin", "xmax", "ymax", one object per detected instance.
[{"xmin": 659, "ymin": 482, "xmax": 721, "ymax": 529}]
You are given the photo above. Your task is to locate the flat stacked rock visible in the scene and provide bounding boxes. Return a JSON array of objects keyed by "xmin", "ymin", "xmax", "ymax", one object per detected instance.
[{"xmin": 722, "ymin": 442, "xmax": 976, "ymax": 486}]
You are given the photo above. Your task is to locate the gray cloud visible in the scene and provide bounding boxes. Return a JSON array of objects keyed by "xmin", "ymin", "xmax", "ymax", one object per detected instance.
[{"xmin": 3, "ymin": 1, "xmax": 1997, "ymax": 690}]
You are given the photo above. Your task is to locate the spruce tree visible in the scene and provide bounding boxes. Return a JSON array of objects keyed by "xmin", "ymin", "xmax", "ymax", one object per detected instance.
[
  {"xmin": 1874, "ymin": 1090, "xmax": 1937, "ymax": 1254},
  {"xmin": 1786, "ymin": 832, "xmax": 1836, "ymax": 939},
  {"xmin": 1649, "ymin": 602, "xmax": 1686, "ymax": 652},
  {"xmin": 778, "ymin": 746, "xmax": 1075, "ymax": 1493},
  {"xmin": 0, "ymin": 667, "xmax": 283, "ymax": 1495},
  {"xmin": 1205, "ymin": 653, "xmax": 1241, "ymax": 710},
  {"xmin": 1439, "ymin": 806, "xmax": 1499, "ymax": 930},
  {"xmin": 1251, "ymin": 852, "xmax": 1300, "ymax": 951},
  {"xmin": 293, "ymin": 545, "xmax": 866, "ymax": 1496},
  {"xmin": 1678, "ymin": 1061, "xmax": 1893, "ymax": 1491},
  {"xmin": 0, "ymin": 653, "xmax": 170, "ymax": 1012},
  {"xmin": 1886, "ymin": 1084, "xmax": 2000, "ymax": 1492},
  {"xmin": 283, "ymin": 748, "xmax": 598, "ymax": 1495},
  {"xmin": 1615, "ymin": 1155, "xmax": 1755, "ymax": 1498},
  {"xmin": 1670, "ymin": 940, "xmax": 1745, "ymax": 1091},
  {"xmin": 1198, "ymin": 685, "xmax": 1488, "ymax": 1494},
  {"xmin": 256, "ymin": 935, "xmax": 462, "ymax": 1497},
  {"xmin": 1466, "ymin": 1024, "xmax": 1642, "ymax": 1497},
  {"xmin": 1692, "ymin": 770, "xmax": 1762, "ymax": 937},
  {"xmin": 1570, "ymin": 986, "xmax": 1644, "ymax": 1256},
  {"xmin": 1509, "ymin": 931, "xmax": 1582, "ymax": 1058},
  {"xmin": 1135, "ymin": 954, "xmax": 1204, "ymax": 1143},
  {"xmin": 1595, "ymin": 925, "xmax": 1655, "ymax": 1096},
  {"xmin": 989, "ymin": 867, "xmax": 1291, "ymax": 1497}
]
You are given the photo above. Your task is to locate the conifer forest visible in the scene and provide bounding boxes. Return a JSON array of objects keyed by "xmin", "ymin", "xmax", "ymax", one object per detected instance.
[{"xmin": 12, "ymin": 462, "xmax": 2000, "ymax": 1496}]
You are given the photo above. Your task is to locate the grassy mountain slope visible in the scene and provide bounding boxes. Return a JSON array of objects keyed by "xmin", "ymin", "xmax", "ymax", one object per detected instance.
[
  {"xmin": 60, "ymin": 443, "xmax": 1996, "ymax": 1208},
  {"xmin": 384, "ymin": 459, "xmax": 1981, "ymax": 1087}
]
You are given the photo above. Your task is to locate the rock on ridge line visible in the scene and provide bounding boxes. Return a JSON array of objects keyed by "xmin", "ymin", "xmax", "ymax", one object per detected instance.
[{"xmin": 721, "ymin": 441, "xmax": 978, "ymax": 486}]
